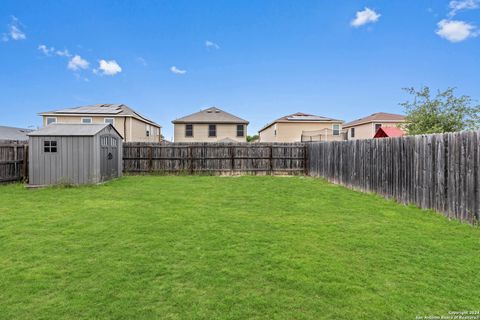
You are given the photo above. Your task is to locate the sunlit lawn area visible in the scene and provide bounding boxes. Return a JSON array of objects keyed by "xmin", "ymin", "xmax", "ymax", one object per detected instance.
[{"xmin": 0, "ymin": 176, "xmax": 479, "ymax": 319}]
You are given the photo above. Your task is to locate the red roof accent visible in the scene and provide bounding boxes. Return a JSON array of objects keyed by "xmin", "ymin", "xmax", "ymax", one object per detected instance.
[{"xmin": 374, "ymin": 127, "xmax": 405, "ymax": 138}]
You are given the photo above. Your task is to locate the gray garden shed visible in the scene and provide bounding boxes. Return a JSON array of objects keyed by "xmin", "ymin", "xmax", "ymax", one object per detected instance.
[{"xmin": 28, "ymin": 123, "xmax": 123, "ymax": 186}]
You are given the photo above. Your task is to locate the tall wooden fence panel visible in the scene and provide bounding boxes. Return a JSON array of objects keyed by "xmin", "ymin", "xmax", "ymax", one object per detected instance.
[
  {"xmin": 0, "ymin": 140, "xmax": 28, "ymax": 183},
  {"xmin": 123, "ymin": 143, "xmax": 306, "ymax": 174},
  {"xmin": 307, "ymin": 131, "xmax": 480, "ymax": 223}
]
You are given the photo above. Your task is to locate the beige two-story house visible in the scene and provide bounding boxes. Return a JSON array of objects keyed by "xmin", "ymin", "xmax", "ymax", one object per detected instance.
[
  {"xmin": 39, "ymin": 104, "xmax": 161, "ymax": 142},
  {"xmin": 172, "ymin": 107, "xmax": 249, "ymax": 142},
  {"xmin": 259, "ymin": 112, "xmax": 345, "ymax": 142},
  {"xmin": 343, "ymin": 112, "xmax": 405, "ymax": 140}
]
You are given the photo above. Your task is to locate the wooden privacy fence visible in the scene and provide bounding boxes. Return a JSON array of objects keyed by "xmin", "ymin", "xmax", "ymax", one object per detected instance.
[
  {"xmin": 123, "ymin": 142, "xmax": 306, "ymax": 174},
  {"xmin": 307, "ymin": 130, "xmax": 480, "ymax": 223},
  {"xmin": 0, "ymin": 140, "xmax": 28, "ymax": 183}
]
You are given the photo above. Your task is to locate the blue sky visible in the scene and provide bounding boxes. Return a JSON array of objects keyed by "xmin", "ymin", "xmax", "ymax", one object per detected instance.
[{"xmin": 1, "ymin": 0, "xmax": 479, "ymax": 139}]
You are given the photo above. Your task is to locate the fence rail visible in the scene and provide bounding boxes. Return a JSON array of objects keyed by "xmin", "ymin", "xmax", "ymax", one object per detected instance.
[
  {"xmin": 123, "ymin": 142, "xmax": 306, "ymax": 174},
  {"xmin": 0, "ymin": 140, "xmax": 28, "ymax": 183},
  {"xmin": 307, "ymin": 131, "xmax": 480, "ymax": 223}
]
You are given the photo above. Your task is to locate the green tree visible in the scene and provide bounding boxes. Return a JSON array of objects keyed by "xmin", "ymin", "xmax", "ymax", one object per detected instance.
[
  {"xmin": 246, "ymin": 134, "xmax": 259, "ymax": 142},
  {"xmin": 401, "ymin": 87, "xmax": 480, "ymax": 135}
]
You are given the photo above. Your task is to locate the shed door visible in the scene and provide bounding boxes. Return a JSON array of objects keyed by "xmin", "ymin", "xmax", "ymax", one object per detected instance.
[{"xmin": 100, "ymin": 135, "xmax": 118, "ymax": 181}]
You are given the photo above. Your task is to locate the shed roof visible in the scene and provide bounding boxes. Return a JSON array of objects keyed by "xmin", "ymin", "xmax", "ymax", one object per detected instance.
[
  {"xmin": 374, "ymin": 126, "xmax": 406, "ymax": 138},
  {"xmin": 172, "ymin": 107, "xmax": 249, "ymax": 124},
  {"xmin": 39, "ymin": 104, "xmax": 160, "ymax": 127},
  {"xmin": 28, "ymin": 123, "xmax": 123, "ymax": 138},
  {"xmin": 343, "ymin": 112, "xmax": 405, "ymax": 128},
  {"xmin": 0, "ymin": 125, "xmax": 32, "ymax": 141},
  {"xmin": 259, "ymin": 112, "xmax": 343, "ymax": 133}
]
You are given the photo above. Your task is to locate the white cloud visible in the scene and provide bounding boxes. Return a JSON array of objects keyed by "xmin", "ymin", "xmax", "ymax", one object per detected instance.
[
  {"xmin": 205, "ymin": 40, "xmax": 220, "ymax": 49},
  {"xmin": 38, "ymin": 44, "xmax": 55, "ymax": 56},
  {"xmin": 449, "ymin": 0, "xmax": 479, "ymax": 16},
  {"xmin": 3, "ymin": 16, "xmax": 26, "ymax": 41},
  {"xmin": 97, "ymin": 59, "xmax": 122, "ymax": 76},
  {"xmin": 68, "ymin": 55, "xmax": 90, "ymax": 71},
  {"xmin": 55, "ymin": 49, "xmax": 71, "ymax": 57},
  {"xmin": 351, "ymin": 7, "xmax": 381, "ymax": 27},
  {"xmin": 136, "ymin": 57, "xmax": 147, "ymax": 66},
  {"xmin": 38, "ymin": 44, "xmax": 72, "ymax": 57},
  {"xmin": 170, "ymin": 66, "xmax": 186, "ymax": 75},
  {"xmin": 436, "ymin": 19, "xmax": 478, "ymax": 42}
]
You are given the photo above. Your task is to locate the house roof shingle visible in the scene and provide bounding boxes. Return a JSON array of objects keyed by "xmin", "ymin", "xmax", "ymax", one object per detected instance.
[
  {"xmin": 172, "ymin": 107, "xmax": 249, "ymax": 124},
  {"xmin": 259, "ymin": 112, "xmax": 343, "ymax": 133},
  {"xmin": 39, "ymin": 104, "xmax": 161, "ymax": 127},
  {"xmin": 343, "ymin": 112, "xmax": 405, "ymax": 128}
]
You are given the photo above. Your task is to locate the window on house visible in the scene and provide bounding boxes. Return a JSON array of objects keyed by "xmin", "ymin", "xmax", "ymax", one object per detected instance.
[
  {"xmin": 44, "ymin": 140, "xmax": 57, "ymax": 153},
  {"xmin": 46, "ymin": 117, "xmax": 56, "ymax": 125},
  {"xmin": 351, "ymin": 128, "xmax": 355, "ymax": 138},
  {"xmin": 82, "ymin": 118, "xmax": 92, "ymax": 124},
  {"xmin": 236, "ymin": 124, "xmax": 244, "ymax": 137},
  {"xmin": 104, "ymin": 118, "xmax": 114, "ymax": 125},
  {"xmin": 333, "ymin": 124, "xmax": 340, "ymax": 136},
  {"xmin": 375, "ymin": 124, "xmax": 382, "ymax": 132},
  {"xmin": 208, "ymin": 124, "xmax": 216, "ymax": 137},
  {"xmin": 185, "ymin": 124, "xmax": 193, "ymax": 137},
  {"xmin": 146, "ymin": 124, "xmax": 151, "ymax": 137},
  {"xmin": 274, "ymin": 129, "xmax": 277, "ymax": 136}
]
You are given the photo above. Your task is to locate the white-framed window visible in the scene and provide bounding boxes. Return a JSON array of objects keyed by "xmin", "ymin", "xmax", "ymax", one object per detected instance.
[
  {"xmin": 82, "ymin": 118, "xmax": 92, "ymax": 124},
  {"xmin": 351, "ymin": 128, "xmax": 355, "ymax": 138},
  {"xmin": 333, "ymin": 124, "xmax": 340, "ymax": 136},
  {"xmin": 44, "ymin": 140, "xmax": 57, "ymax": 153},
  {"xmin": 46, "ymin": 117, "xmax": 57, "ymax": 125},
  {"xmin": 146, "ymin": 124, "xmax": 151, "ymax": 137},
  {"xmin": 185, "ymin": 124, "xmax": 193, "ymax": 137},
  {"xmin": 208, "ymin": 124, "xmax": 216, "ymax": 137},
  {"xmin": 236, "ymin": 124, "xmax": 245, "ymax": 137},
  {"xmin": 104, "ymin": 118, "xmax": 114, "ymax": 125}
]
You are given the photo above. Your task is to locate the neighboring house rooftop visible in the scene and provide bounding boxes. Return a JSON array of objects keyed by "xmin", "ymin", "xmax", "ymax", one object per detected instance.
[
  {"xmin": 374, "ymin": 127, "xmax": 406, "ymax": 138},
  {"xmin": 39, "ymin": 104, "xmax": 161, "ymax": 127},
  {"xmin": 172, "ymin": 107, "xmax": 249, "ymax": 124},
  {"xmin": 28, "ymin": 123, "xmax": 123, "ymax": 138},
  {"xmin": 0, "ymin": 125, "xmax": 33, "ymax": 141},
  {"xmin": 343, "ymin": 112, "xmax": 405, "ymax": 128},
  {"xmin": 259, "ymin": 112, "xmax": 343, "ymax": 132}
]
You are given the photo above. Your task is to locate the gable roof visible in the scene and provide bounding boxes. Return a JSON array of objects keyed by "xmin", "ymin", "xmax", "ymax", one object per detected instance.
[
  {"xmin": 28, "ymin": 123, "xmax": 123, "ymax": 138},
  {"xmin": 343, "ymin": 112, "xmax": 405, "ymax": 128},
  {"xmin": 259, "ymin": 112, "xmax": 343, "ymax": 133},
  {"xmin": 172, "ymin": 107, "xmax": 249, "ymax": 124},
  {"xmin": 374, "ymin": 126, "xmax": 405, "ymax": 138},
  {"xmin": 0, "ymin": 126, "xmax": 33, "ymax": 141},
  {"xmin": 39, "ymin": 104, "xmax": 161, "ymax": 127}
]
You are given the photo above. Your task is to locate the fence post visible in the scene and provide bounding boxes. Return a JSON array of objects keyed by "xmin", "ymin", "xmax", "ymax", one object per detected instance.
[
  {"xmin": 304, "ymin": 144, "xmax": 308, "ymax": 176},
  {"xmin": 230, "ymin": 146, "xmax": 235, "ymax": 173},
  {"xmin": 22, "ymin": 144, "xmax": 28, "ymax": 181},
  {"xmin": 148, "ymin": 145, "xmax": 153, "ymax": 171},
  {"xmin": 13, "ymin": 145, "xmax": 18, "ymax": 180},
  {"xmin": 188, "ymin": 146, "xmax": 193, "ymax": 174},
  {"xmin": 269, "ymin": 145, "xmax": 273, "ymax": 174}
]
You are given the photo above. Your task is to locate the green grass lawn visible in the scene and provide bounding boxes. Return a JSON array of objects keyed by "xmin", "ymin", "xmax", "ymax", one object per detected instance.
[{"xmin": 0, "ymin": 176, "xmax": 479, "ymax": 319}]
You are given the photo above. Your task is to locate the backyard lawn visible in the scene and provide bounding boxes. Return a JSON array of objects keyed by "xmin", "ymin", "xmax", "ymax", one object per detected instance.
[{"xmin": 0, "ymin": 176, "xmax": 479, "ymax": 319}]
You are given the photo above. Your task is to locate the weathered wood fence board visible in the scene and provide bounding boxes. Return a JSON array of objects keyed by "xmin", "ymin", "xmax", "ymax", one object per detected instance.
[
  {"xmin": 0, "ymin": 140, "xmax": 28, "ymax": 183},
  {"xmin": 307, "ymin": 131, "xmax": 480, "ymax": 223},
  {"xmin": 123, "ymin": 143, "xmax": 306, "ymax": 174}
]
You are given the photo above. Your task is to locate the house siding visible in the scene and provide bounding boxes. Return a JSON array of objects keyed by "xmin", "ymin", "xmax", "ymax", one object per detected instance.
[
  {"xmin": 260, "ymin": 122, "xmax": 343, "ymax": 142},
  {"xmin": 346, "ymin": 121, "xmax": 404, "ymax": 140},
  {"xmin": 173, "ymin": 123, "xmax": 247, "ymax": 142},
  {"xmin": 42, "ymin": 115, "xmax": 160, "ymax": 142}
]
